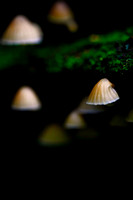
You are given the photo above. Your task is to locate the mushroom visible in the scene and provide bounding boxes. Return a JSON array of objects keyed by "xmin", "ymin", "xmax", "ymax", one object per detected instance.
[
  {"xmin": 64, "ymin": 110, "xmax": 87, "ymax": 129},
  {"xmin": 48, "ymin": 1, "xmax": 78, "ymax": 32},
  {"xmin": 126, "ymin": 109, "xmax": 133, "ymax": 123},
  {"xmin": 86, "ymin": 78, "xmax": 120, "ymax": 105},
  {"xmin": 77, "ymin": 97, "xmax": 105, "ymax": 114},
  {"xmin": 38, "ymin": 124, "xmax": 70, "ymax": 146},
  {"xmin": 1, "ymin": 15, "xmax": 43, "ymax": 45},
  {"xmin": 109, "ymin": 113, "xmax": 127, "ymax": 127},
  {"xmin": 11, "ymin": 86, "xmax": 42, "ymax": 110}
]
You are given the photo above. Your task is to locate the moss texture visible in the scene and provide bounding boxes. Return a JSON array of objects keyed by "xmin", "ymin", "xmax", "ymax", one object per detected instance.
[{"xmin": 0, "ymin": 27, "xmax": 133, "ymax": 73}]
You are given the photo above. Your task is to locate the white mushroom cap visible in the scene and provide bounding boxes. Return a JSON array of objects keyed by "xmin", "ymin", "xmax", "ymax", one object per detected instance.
[
  {"xmin": 11, "ymin": 86, "xmax": 42, "ymax": 110},
  {"xmin": 86, "ymin": 78, "xmax": 120, "ymax": 105},
  {"xmin": 1, "ymin": 15, "xmax": 43, "ymax": 45}
]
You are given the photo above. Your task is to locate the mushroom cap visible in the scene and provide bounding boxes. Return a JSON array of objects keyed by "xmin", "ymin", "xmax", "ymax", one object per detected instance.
[
  {"xmin": 86, "ymin": 78, "xmax": 120, "ymax": 105},
  {"xmin": 126, "ymin": 109, "xmax": 133, "ymax": 122},
  {"xmin": 38, "ymin": 124, "xmax": 70, "ymax": 146},
  {"xmin": 64, "ymin": 110, "xmax": 87, "ymax": 129},
  {"xmin": 48, "ymin": 1, "xmax": 74, "ymax": 23},
  {"xmin": 110, "ymin": 114, "xmax": 127, "ymax": 127},
  {"xmin": 1, "ymin": 15, "xmax": 43, "ymax": 44},
  {"xmin": 11, "ymin": 86, "xmax": 42, "ymax": 110}
]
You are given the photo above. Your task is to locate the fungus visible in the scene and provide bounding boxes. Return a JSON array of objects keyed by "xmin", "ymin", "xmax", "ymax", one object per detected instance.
[
  {"xmin": 109, "ymin": 114, "xmax": 127, "ymax": 127},
  {"xmin": 48, "ymin": 1, "xmax": 78, "ymax": 32},
  {"xmin": 64, "ymin": 110, "xmax": 87, "ymax": 129},
  {"xmin": 11, "ymin": 86, "xmax": 42, "ymax": 110},
  {"xmin": 126, "ymin": 109, "xmax": 133, "ymax": 122},
  {"xmin": 1, "ymin": 15, "xmax": 43, "ymax": 45},
  {"xmin": 38, "ymin": 124, "xmax": 70, "ymax": 146},
  {"xmin": 77, "ymin": 97, "xmax": 105, "ymax": 114},
  {"xmin": 86, "ymin": 78, "xmax": 120, "ymax": 105}
]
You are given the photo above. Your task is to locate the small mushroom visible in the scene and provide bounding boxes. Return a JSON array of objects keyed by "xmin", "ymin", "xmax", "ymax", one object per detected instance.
[
  {"xmin": 48, "ymin": 1, "xmax": 78, "ymax": 32},
  {"xmin": 1, "ymin": 15, "xmax": 43, "ymax": 45},
  {"xmin": 11, "ymin": 86, "xmax": 42, "ymax": 110},
  {"xmin": 86, "ymin": 78, "xmax": 120, "ymax": 105},
  {"xmin": 77, "ymin": 97, "xmax": 105, "ymax": 114},
  {"xmin": 109, "ymin": 113, "xmax": 127, "ymax": 127},
  {"xmin": 38, "ymin": 124, "xmax": 70, "ymax": 146},
  {"xmin": 126, "ymin": 109, "xmax": 133, "ymax": 123},
  {"xmin": 64, "ymin": 110, "xmax": 87, "ymax": 129}
]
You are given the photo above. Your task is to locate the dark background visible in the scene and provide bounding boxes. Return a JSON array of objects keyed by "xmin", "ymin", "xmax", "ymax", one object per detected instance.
[{"xmin": 0, "ymin": 0, "xmax": 132, "ymax": 38}]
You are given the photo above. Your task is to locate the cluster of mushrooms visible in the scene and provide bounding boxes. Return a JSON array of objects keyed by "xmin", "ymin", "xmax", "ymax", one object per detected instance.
[
  {"xmin": 9, "ymin": 78, "xmax": 123, "ymax": 146},
  {"xmin": 0, "ymin": 1, "xmax": 132, "ymax": 147}
]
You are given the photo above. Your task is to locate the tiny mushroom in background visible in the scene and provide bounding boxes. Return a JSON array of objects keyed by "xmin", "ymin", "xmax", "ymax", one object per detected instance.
[
  {"xmin": 38, "ymin": 124, "xmax": 70, "ymax": 146},
  {"xmin": 1, "ymin": 15, "xmax": 43, "ymax": 45},
  {"xmin": 77, "ymin": 97, "xmax": 105, "ymax": 114},
  {"xmin": 64, "ymin": 110, "xmax": 87, "ymax": 129},
  {"xmin": 11, "ymin": 86, "xmax": 42, "ymax": 111},
  {"xmin": 48, "ymin": 1, "xmax": 78, "ymax": 32},
  {"xmin": 109, "ymin": 113, "xmax": 127, "ymax": 127},
  {"xmin": 86, "ymin": 78, "xmax": 120, "ymax": 105},
  {"xmin": 126, "ymin": 109, "xmax": 133, "ymax": 123}
]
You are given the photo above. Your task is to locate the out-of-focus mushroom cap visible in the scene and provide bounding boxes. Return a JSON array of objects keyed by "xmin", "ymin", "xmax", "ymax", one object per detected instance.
[
  {"xmin": 1, "ymin": 15, "xmax": 43, "ymax": 44},
  {"xmin": 77, "ymin": 97, "xmax": 105, "ymax": 114},
  {"xmin": 110, "ymin": 114, "xmax": 127, "ymax": 127},
  {"xmin": 64, "ymin": 110, "xmax": 87, "ymax": 129},
  {"xmin": 126, "ymin": 109, "xmax": 133, "ymax": 122},
  {"xmin": 48, "ymin": 1, "xmax": 74, "ymax": 23},
  {"xmin": 38, "ymin": 124, "xmax": 70, "ymax": 146},
  {"xmin": 11, "ymin": 86, "xmax": 42, "ymax": 110}
]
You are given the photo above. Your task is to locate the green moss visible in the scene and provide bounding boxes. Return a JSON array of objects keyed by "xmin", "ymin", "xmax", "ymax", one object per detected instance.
[{"xmin": 0, "ymin": 28, "xmax": 133, "ymax": 73}]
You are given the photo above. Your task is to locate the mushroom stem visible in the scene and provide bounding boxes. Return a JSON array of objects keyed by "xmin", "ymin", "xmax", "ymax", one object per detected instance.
[{"xmin": 65, "ymin": 19, "xmax": 78, "ymax": 32}]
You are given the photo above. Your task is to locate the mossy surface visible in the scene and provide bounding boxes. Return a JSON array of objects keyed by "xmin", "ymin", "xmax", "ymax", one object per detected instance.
[{"xmin": 0, "ymin": 27, "xmax": 133, "ymax": 74}]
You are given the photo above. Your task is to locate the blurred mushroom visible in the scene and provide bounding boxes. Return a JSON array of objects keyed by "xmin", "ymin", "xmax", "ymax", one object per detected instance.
[
  {"xmin": 1, "ymin": 15, "xmax": 43, "ymax": 45},
  {"xmin": 76, "ymin": 97, "xmax": 105, "ymax": 114},
  {"xmin": 109, "ymin": 113, "xmax": 127, "ymax": 127},
  {"xmin": 86, "ymin": 78, "xmax": 120, "ymax": 105},
  {"xmin": 48, "ymin": 1, "xmax": 78, "ymax": 32},
  {"xmin": 38, "ymin": 124, "xmax": 70, "ymax": 146},
  {"xmin": 11, "ymin": 86, "xmax": 42, "ymax": 110},
  {"xmin": 64, "ymin": 110, "xmax": 87, "ymax": 129},
  {"xmin": 126, "ymin": 109, "xmax": 133, "ymax": 123}
]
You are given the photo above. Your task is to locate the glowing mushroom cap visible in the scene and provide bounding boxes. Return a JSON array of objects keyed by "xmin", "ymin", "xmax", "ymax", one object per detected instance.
[
  {"xmin": 48, "ymin": 1, "xmax": 74, "ymax": 23},
  {"xmin": 86, "ymin": 78, "xmax": 120, "ymax": 105},
  {"xmin": 64, "ymin": 110, "xmax": 87, "ymax": 129},
  {"xmin": 11, "ymin": 86, "xmax": 42, "ymax": 110},
  {"xmin": 1, "ymin": 15, "xmax": 43, "ymax": 45},
  {"xmin": 38, "ymin": 124, "xmax": 70, "ymax": 146}
]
